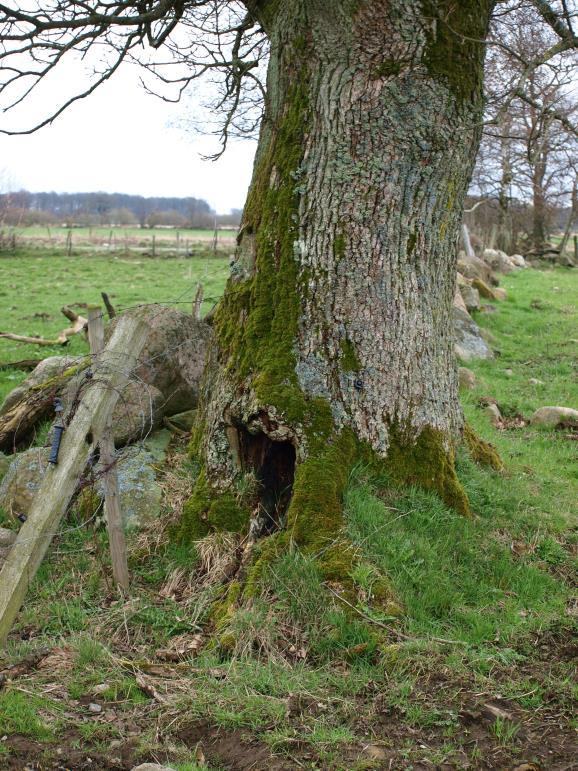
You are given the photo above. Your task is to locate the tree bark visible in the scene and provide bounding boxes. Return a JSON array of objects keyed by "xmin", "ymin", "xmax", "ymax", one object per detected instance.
[{"xmin": 182, "ymin": 1, "xmax": 495, "ymax": 596}]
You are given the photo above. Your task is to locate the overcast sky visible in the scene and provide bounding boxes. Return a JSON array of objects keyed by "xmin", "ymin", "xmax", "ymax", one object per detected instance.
[{"xmin": 0, "ymin": 64, "xmax": 258, "ymax": 214}]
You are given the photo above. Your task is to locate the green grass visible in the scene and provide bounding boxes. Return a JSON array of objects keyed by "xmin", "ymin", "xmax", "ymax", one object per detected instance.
[
  {"xmin": 0, "ymin": 250, "xmax": 229, "ymax": 403},
  {"xmin": 0, "ymin": 261, "xmax": 575, "ymax": 769}
]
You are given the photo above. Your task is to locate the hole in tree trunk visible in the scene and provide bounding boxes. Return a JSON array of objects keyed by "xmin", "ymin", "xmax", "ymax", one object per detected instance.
[{"xmin": 237, "ymin": 427, "xmax": 296, "ymax": 535}]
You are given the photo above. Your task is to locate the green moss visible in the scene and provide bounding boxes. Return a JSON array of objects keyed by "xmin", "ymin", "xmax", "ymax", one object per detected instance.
[
  {"xmin": 463, "ymin": 423, "xmax": 504, "ymax": 472},
  {"xmin": 421, "ymin": 0, "xmax": 493, "ymax": 105},
  {"xmin": 213, "ymin": 50, "xmax": 311, "ymax": 427},
  {"xmin": 407, "ymin": 232, "xmax": 417, "ymax": 257},
  {"xmin": 333, "ymin": 230, "xmax": 346, "ymax": 261},
  {"xmin": 339, "ymin": 339, "xmax": 361, "ymax": 372},
  {"xmin": 180, "ymin": 467, "xmax": 250, "ymax": 542},
  {"xmin": 386, "ymin": 424, "xmax": 471, "ymax": 516},
  {"xmin": 472, "ymin": 277, "xmax": 497, "ymax": 300},
  {"xmin": 373, "ymin": 59, "xmax": 403, "ymax": 78}
]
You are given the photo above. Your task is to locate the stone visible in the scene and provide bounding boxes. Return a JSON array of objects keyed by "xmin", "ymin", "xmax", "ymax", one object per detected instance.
[
  {"xmin": 528, "ymin": 378, "xmax": 544, "ymax": 386},
  {"xmin": 472, "ymin": 277, "xmax": 497, "ymax": 300},
  {"xmin": 87, "ymin": 703, "xmax": 102, "ymax": 714},
  {"xmin": 0, "ymin": 448, "xmax": 50, "ymax": 518},
  {"xmin": 458, "ymin": 253, "xmax": 497, "ymax": 286},
  {"xmin": 453, "ymin": 308, "xmax": 494, "ymax": 362},
  {"xmin": 0, "ymin": 527, "xmax": 16, "ymax": 547},
  {"xmin": 166, "ymin": 409, "xmax": 197, "ymax": 432},
  {"xmin": 453, "ymin": 284, "xmax": 468, "ymax": 314},
  {"xmin": 141, "ymin": 429, "xmax": 172, "ymax": 463},
  {"xmin": 530, "ymin": 406, "xmax": 578, "ymax": 429},
  {"xmin": 107, "ymin": 305, "xmax": 212, "ymax": 415},
  {"xmin": 484, "ymin": 403, "xmax": 502, "ymax": 425},
  {"xmin": 504, "ymin": 369, "xmax": 513, "ymax": 377},
  {"xmin": 0, "ymin": 356, "xmax": 77, "ymax": 417},
  {"xmin": 459, "ymin": 283, "xmax": 480, "ymax": 312},
  {"xmin": 131, "ymin": 766, "xmax": 177, "ymax": 771},
  {"xmin": 493, "ymin": 287, "xmax": 507, "ymax": 301},
  {"xmin": 510, "ymin": 254, "xmax": 527, "ymax": 268},
  {"xmin": 483, "ymin": 248, "xmax": 515, "ymax": 274},
  {"xmin": 93, "ymin": 446, "xmax": 163, "ymax": 531},
  {"xmin": 458, "ymin": 367, "xmax": 476, "ymax": 390},
  {"xmin": 0, "ymin": 452, "xmax": 10, "ymax": 484}
]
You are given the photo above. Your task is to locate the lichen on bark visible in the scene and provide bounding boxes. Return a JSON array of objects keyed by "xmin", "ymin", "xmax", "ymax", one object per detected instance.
[{"xmin": 178, "ymin": 0, "xmax": 497, "ymax": 648}]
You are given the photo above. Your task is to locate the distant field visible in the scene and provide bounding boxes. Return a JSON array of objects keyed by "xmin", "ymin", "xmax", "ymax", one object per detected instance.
[
  {"xmin": 6, "ymin": 225, "xmax": 237, "ymax": 257},
  {"xmin": 0, "ymin": 250, "xmax": 229, "ymax": 402}
]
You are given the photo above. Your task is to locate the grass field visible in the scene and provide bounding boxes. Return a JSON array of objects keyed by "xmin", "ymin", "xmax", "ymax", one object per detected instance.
[
  {"xmin": 0, "ymin": 255, "xmax": 576, "ymax": 769},
  {"xmin": 0, "ymin": 251, "xmax": 229, "ymax": 403}
]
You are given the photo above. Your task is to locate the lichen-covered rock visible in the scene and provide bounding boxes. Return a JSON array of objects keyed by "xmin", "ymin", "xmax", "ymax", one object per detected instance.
[
  {"xmin": 0, "ymin": 527, "xmax": 16, "ymax": 547},
  {"xmin": 493, "ymin": 287, "xmax": 507, "ymax": 301},
  {"xmin": 458, "ymin": 253, "xmax": 497, "ymax": 286},
  {"xmin": 458, "ymin": 367, "xmax": 476, "ymax": 390},
  {"xmin": 510, "ymin": 254, "xmax": 527, "ymax": 268},
  {"xmin": 107, "ymin": 305, "xmax": 212, "ymax": 415},
  {"xmin": 0, "ymin": 356, "xmax": 77, "ymax": 416},
  {"xmin": 459, "ymin": 283, "xmax": 480, "ymax": 312},
  {"xmin": 0, "ymin": 448, "xmax": 50, "ymax": 517},
  {"xmin": 0, "ymin": 451, "xmax": 10, "ymax": 484},
  {"xmin": 530, "ymin": 406, "xmax": 578, "ymax": 428},
  {"xmin": 93, "ymin": 445, "xmax": 163, "ymax": 530},
  {"xmin": 109, "ymin": 382, "xmax": 165, "ymax": 447},
  {"xmin": 483, "ymin": 248, "xmax": 515, "ymax": 274},
  {"xmin": 472, "ymin": 277, "xmax": 497, "ymax": 300},
  {"xmin": 453, "ymin": 308, "xmax": 493, "ymax": 362},
  {"xmin": 484, "ymin": 403, "xmax": 502, "ymax": 425}
]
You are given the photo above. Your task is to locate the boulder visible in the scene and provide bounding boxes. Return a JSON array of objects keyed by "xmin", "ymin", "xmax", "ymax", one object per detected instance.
[
  {"xmin": 530, "ymin": 406, "xmax": 578, "ymax": 429},
  {"xmin": 458, "ymin": 253, "xmax": 497, "ymax": 286},
  {"xmin": 483, "ymin": 248, "xmax": 515, "ymax": 274},
  {"xmin": 457, "ymin": 275, "xmax": 480, "ymax": 312},
  {"xmin": 0, "ymin": 527, "xmax": 16, "ymax": 547},
  {"xmin": 131, "ymin": 765, "xmax": 177, "ymax": 771},
  {"xmin": 510, "ymin": 254, "xmax": 527, "ymax": 268},
  {"xmin": 484, "ymin": 403, "xmax": 502, "ymax": 425},
  {"xmin": 93, "ymin": 444, "xmax": 164, "ymax": 531},
  {"xmin": 0, "ymin": 451, "xmax": 10, "ymax": 484},
  {"xmin": 458, "ymin": 367, "xmax": 476, "ymax": 390},
  {"xmin": 453, "ymin": 284, "xmax": 468, "ymax": 314},
  {"xmin": 493, "ymin": 287, "xmax": 507, "ymax": 301},
  {"xmin": 453, "ymin": 308, "xmax": 494, "ymax": 362},
  {"xmin": 472, "ymin": 277, "xmax": 497, "ymax": 300},
  {"xmin": 107, "ymin": 305, "xmax": 212, "ymax": 415},
  {"xmin": 165, "ymin": 409, "xmax": 197, "ymax": 432},
  {"xmin": 0, "ymin": 448, "xmax": 50, "ymax": 517},
  {"xmin": 0, "ymin": 356, "xmax": 77, "ymax": 416}
]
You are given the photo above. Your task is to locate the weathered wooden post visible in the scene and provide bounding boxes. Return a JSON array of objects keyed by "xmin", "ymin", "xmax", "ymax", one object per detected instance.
[
  {"xmin": 87, "ymin": 305, "xmax": 129, "ymax": 591},
  {"xmin": 0, "ymin": 314, "xmax": 147, "ymax": 645},
  {"xmin": 193, "ymin": 283, "xmax": 204, "ymax": 320}
]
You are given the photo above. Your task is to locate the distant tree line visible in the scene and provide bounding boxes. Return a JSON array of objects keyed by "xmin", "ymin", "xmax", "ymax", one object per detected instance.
[{"xmin": 0, "ymin": 190, "xmax": 242, "ymax": 229}]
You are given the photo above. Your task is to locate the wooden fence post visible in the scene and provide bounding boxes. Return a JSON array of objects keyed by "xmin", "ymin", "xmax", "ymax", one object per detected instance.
[
  {"xmin": 0, "ymin": 314, "xmax": 147, "ymax": 645},
  {"xmin": 88, "ymin": 306, "xmax": 129, "ymax": 591}
]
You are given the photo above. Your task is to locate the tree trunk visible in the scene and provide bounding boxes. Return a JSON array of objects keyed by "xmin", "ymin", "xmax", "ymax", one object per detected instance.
[{"xmin": 182, "ymin": 0, "xmax": 494, "ymax": 603}]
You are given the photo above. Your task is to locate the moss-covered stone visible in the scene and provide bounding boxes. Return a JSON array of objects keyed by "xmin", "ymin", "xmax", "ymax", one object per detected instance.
[
  {"xmin": 385, "ymin": 424, "xmax": 471, "ymax": 516},
  {"xmin": 463, "ymin": 423, "xmax": 504, "ymax": 471}
]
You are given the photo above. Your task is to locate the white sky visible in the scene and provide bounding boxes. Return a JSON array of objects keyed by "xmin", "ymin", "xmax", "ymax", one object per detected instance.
[{"xmin": 0, "ymin": 64, "xmax": 258, "ymax": 214}]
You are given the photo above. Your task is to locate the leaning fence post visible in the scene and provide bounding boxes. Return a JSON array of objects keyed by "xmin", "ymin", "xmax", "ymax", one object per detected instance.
[
  {"xmin": 88, "ymin": 305, "xmax": 129, "ymax": 591},
  {"xmin": 0, "ymin": 314, "xmax": 147, "ymax": 645}
]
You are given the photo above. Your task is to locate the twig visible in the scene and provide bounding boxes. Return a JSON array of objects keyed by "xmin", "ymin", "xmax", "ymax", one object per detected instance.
[{"xmin": 325, "ymin": 585, "xmax": 467, "ymax": 646}]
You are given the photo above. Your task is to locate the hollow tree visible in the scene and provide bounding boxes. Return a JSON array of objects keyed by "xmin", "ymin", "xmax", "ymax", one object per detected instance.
[{"xmin": 2, "ymin": 0, "xmax": 575, "ymax": 620}]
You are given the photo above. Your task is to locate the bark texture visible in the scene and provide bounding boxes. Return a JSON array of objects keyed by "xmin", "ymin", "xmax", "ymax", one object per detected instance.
[{"xmin": 182, "ymin": 1, "xmax": 494, "ymax": 578}]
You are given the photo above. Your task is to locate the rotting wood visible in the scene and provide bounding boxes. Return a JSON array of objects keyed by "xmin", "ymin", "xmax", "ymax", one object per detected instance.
[
  {"xmin": 0, "ymin": 359, "xmax": 42, "ymax": 371},
  {"xmin": 0, "ymin": 359, "xmax": 90, "ymax": 452},
  {"xmin": 0, "ymin": 314, "xmax": 148, "ymax": 645},
  {"xmin": 87, "ymin": 305, "xmax": 129, "ymax": 591}
]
